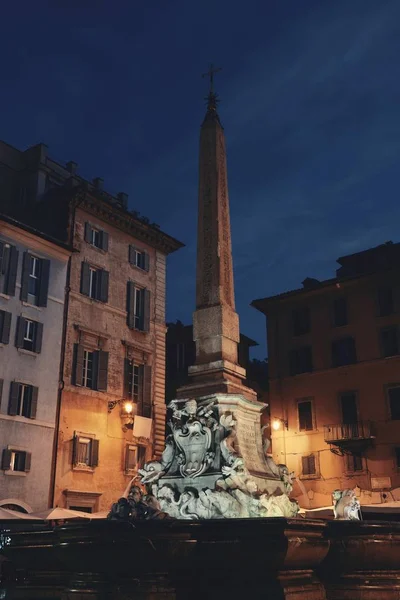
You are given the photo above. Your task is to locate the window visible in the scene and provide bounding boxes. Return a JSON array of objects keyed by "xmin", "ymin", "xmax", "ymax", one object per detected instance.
[
  {"xmin": 298, "ymin": 399, "xmax": 313, "ymax": 431},
  {"xmin": 127, "ymin": 282, "xmax": 150, "ymax": 332},
  {"xmin": 20, "ymin": 252, "xmax": 50, "ymax": 307},
  {"xmin": 395, "ymin": 447, "xmax": 400, "ymax": 469},
  {"xmin": 15, "ymin": 317, "xmax": 43, "ymax": 353},
  {"xmin": 72, "ymin": 344, "xmax": 109, "ymax": 391},
  {"xmin": 388, "ymin": 386, "xmax": 400, "ymax": 420},
  {"xmin": 80, "ymin": 262, "xmax": 109, "ymax": 302},
  {"xmin": 333, "ymin": 297, "xmax": 348, "ymax": 327},
  {"xmin": 340, "ymin": 391, "xmax": 358, "ymax": 424},
  {"xmin": 0, "ymin": 310, "xmax": 11, "ymax": 344},
  {"xmin": 378, "ymin": 287, "xmax": 393, "ymax": 317},
  {"xmin": 84, "ymin": 223, "xmax": 108, "ymax": 251},
  {"xmin": 292, "ymin": 307, "xmax": 310, "ymax": 336},
  {"xmin": 331, "ymin": 337, "xmax": 357, "ymax": 367},
  {"xmin": 301, "ymin": 454, "xmax": 317, "ymax": 477},
  {"xmin": 346, "ymin": 454, "xmax": 363, "ymax": 472},
  {"xmin": 72, "ymin": 434, "xmax": 99, "ymax": 469},
  {"xmin": 0, "ymin": 241, "xmax": 18, "ymax": 296},
  {"xmin": 123, "ymin": 359, "xmax": 152, "ymax": 417},
  {"xmin": 381, "ymin": 327, "xmax": 399, "ymax": 358},
  {"xmin": 8, "ymin": 382, "xmax": 38, "ymax": 419},
  {"xmin": 129, "ymin": 245, "xmax": 149, "ymax": 272},
  {"xmin": 1, "ymin": 449, "xmax": 31, "ymax": 473},
  {"xmin": 289, "ymin": 346, "xmax": 313, "ymax": 375},
  {"xmin": 125, "ymin": 445, "xmax": 146, "ymax": 473}
]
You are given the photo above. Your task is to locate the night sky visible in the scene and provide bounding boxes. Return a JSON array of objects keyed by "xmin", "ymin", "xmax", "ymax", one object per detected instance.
[{"xmin": 1, "ymin": 0, "xmax": 399, "ymax": 359}]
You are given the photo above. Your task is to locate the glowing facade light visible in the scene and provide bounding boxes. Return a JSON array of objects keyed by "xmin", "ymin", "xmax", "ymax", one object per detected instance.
[
  {"xmin": 272, "ymin": 419, "xmax": 281, "ymax": 431},
  {"xmin": 123, "ymin": 401, "xmax": 134, "ymax": 414}
]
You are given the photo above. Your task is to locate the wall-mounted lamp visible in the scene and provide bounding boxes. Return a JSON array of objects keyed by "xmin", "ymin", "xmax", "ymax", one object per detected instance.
[
  {"xmin": 108, "ymin": 399, "xmax": 135, "ymax": 430},
  {"xmin": 272, "ymin": 417, "xmax": 288, "ymax": 431}
]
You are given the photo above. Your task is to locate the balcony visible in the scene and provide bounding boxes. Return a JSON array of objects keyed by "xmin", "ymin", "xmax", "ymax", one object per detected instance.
[{"xmin": 324, "ymin": 421, "xmax": 375, "ymax": 455}]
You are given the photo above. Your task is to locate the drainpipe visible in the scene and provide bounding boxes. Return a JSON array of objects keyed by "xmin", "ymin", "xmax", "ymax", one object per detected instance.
[{"xmin": 48, "ymin": 192, "xmax": 82, "ymax": 508}]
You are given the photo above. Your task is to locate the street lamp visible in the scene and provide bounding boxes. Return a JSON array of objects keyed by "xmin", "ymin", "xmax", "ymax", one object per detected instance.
[
  {"xmin": 272, "ymin": 417, "xmax": 288, "ymax": 431},
  {"xmin": 107, "ymin": 399, "xmax": 135, "ymax": 430}
]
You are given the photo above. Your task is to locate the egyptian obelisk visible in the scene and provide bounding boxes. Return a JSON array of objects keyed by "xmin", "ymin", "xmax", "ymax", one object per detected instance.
[{"xmin": 177, "ymin": 66, "xmax": 257, "ymax": 402}]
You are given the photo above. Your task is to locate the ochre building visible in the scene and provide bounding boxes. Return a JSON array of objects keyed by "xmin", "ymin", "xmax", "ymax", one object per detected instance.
[{"xmin": 253, "ymin": 242, "xmax": 400, "ymax": 508}]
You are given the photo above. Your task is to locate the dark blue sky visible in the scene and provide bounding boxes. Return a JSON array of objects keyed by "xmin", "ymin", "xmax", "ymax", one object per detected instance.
[{"xmin": 1, "ymin": 0, "xmax": 399, "ymax": 359}]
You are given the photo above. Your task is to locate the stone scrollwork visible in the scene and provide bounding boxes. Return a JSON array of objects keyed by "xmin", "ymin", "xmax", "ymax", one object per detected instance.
[{"xmin": 134, "ymin": 397, "xmax": 300, "ymax": 520}]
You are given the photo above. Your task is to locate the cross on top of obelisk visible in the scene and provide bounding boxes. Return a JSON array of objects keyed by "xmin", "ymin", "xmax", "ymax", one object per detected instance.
[{"xmin": 202, "ymin": 64, "xmax": 222, "ymax": 112}]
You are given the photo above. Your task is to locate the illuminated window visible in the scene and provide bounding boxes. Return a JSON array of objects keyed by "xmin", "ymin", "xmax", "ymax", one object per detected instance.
[
  {"xmin": 82, "ymin": 350, "xmax": 94, "ymax": 388},
  {"xmin": 298, "ymin": 399, "xmax": 313, "ymax": 431}
]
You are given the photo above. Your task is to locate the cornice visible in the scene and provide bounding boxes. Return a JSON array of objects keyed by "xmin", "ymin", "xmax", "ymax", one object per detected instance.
[{"xmin": 71, "ymin": 190, "xmax": 184, "ymax": 256}]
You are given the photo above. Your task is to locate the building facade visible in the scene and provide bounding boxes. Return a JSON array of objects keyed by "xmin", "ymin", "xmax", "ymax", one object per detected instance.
[
  {"xmin": 0, "ymin": 139, "xmax": 183, "ymax": 512},
  {"xmin": 252, "ymin": 242, "xmax": 400, "ymax": 508},
  {"xmin": 0, "ymin": 214, "xmax": 70, "ymax": 513}
]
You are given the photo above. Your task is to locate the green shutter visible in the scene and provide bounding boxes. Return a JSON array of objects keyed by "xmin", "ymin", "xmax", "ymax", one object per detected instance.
[
  {"xmin": 34, "ymin": 322, "xmax": 43, "ymax": 354},
  {"xmin": 144, "ymin": 252, "xmax": 150, "ymax": 272},
  {"xmin": 127, "ymin": 281, "xmax": 135, "ymax": 329},
  {"xmin": 8, "ymin": 382, "xmax": 20, "ymax": 416},
  {"xmin": 90, "ymin": 439, "xmax": 99, "ymax": 467},
  {"xmin": 96, "ymin": 350, "xmax": 108, "ymax": 391},
  {"xmin": 143, "ymin": 289, "xmax": 150, "ymax": 332},
  {"xmin": 72, "ymin": 344, "xmax": 85, "ymax": 386},
  {"xmin": 123, "ymin": 358, "xmax": 131, "ymax": 398},
  {"xmin": 99, "ymin": 270, "xmax": 109, "ymax": 303},
  {"xmin": 1, "ymin": 449, "xmax": 12, "ymax": 470},
  {"xmin": 15, "ymin": 316, "xmax": 26, "ymax": 349},
  {"xmin": 80, "ymin": 262, "xmax": 91, "ymax": 296},
  {"xmin": 142, "ymin": 365, "xmax": 152, "ymax": 418},
  {"xmin": 38, "ymin": 259, "xmax": 50, "ymax": 307},
  {"xmin": 0, "ymin": 310, "xmax": 11, "ymax": 344},
  {"xmin": 84, "ymin": 222, "xmax": 92, "ymax": 243},
  {"xmin": 128, "ymin": 245, "xmax": 136, "ymax": 265},
  {"xmin": 100, "ymin": 231, "xmax": 109, "ymax": 252},
  {"xmin": 24, "ymin": 452, "xmax": 32, "ymax": 472},
  {"xmin": 20, "ymin": 251, "xmax": 30, "ymax": 302},
  {"xmin": 5, "ymin": 246, "xmax": 18, "ymax": 296},
  {"xmin": 30, "ymin": 386, "xmax": 38, "ymax": 419}
]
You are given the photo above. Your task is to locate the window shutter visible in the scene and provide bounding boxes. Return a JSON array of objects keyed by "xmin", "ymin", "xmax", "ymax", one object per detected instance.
[
  {"xmin": 34, "ymin": 322, "xmax": 43, "ymax": 353},
  {"xmin": 90, "ymin": 439, "xmax": 99, "ymax": 467},
  {"xmin": 0, "ymin": 379, "xmax": 3, "ymax": 403},
  {"xmin": 1, "ymin": 449, "xmax": 12, "ymax": 470},
  {"xmin": 0, "ymin": 310, "xmax": 11, "ymax": 344},
  {"xmin": 24, "ymin": 452, "xmax": 32, "ymax": 472},
  {"xmin": 5, "ymin": 246, "xmax": 18, "ymax": 296},
  {"xmin": 302, "ymin": 455, "xmax": 316, "ymax": 476},
  {"xmin": 142, "ymin": 365, "xmax": 152, "ymax": 418},
  {"xmin": 72, "ymin": 344, "xmax": 85, "ymax": 386},
  {"xmin": 143, "ymin": 289, "xmax": 150, "ymax": 332},
  {"xmin": 99, "ymin": 270, "xmax": 109, "ymax": 303},
  {"xmin": 129, "ymin": 245, "xmax": 135, "ymax": 265},
  {"xmin": 137, "ymin": 446, "xmax": 146, "ymax": 468},
  {"xmin": 84, "ymin": 222, "xmax": 92, "ymax": 243},
  {"xmin": 8, "ymin": 382, "xmax": 20, "ymax": 416},
  {"xmin": 15, "ymin": 316, "xmax": 26, "ymax": 349},
  {"xmin": 127, "ymin": 281, "xmax": 135, "ymax": 329},
  {"xmin": 20, "ymin": 251, "xmax": 31, "ymax": 302},
  {"xmin": 96, "ymin": 350, "xmax": 108, "ymax": 391},
  {"xmin": 144, "ymin": 252, "xmax": 150, "ymax": 272},
  {"xmin": 124, "ymin": 358, "xmax": 131, "ymax": 398},
  {"xmin": 72, "ymin": 435, "xmax": 78, "ymax": 465},
  {"xmin": 100, "ymin": 231, "xmax": 109, "ymax": 252},
  {"xmin": 80, "ymin": 262, "xmax": 91, "ymax": 296},
  {"xmin": 30, "ymin": 386, "xmax": 38, "ymax": 419},
  {"xmin": 38, "ymin": 259, "xmax": 50, "ymax": 307}
]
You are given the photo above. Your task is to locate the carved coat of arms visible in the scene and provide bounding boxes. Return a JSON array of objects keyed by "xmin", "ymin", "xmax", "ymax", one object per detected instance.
[{"xmin": 174, "ymin": 420, "xmax": 213, "ymax": 478}]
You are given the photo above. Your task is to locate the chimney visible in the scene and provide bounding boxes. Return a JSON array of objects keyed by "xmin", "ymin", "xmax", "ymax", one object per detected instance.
[
  {"xmin": 93, "ymin": 177, "xmax": 104, "ymax": 190},
  {"xmin": 117, "ymin": 192, "xmax": 128, "ymax": 209},
  {"xmin": 66, "ymin": 161, "xmax": 78, "ymax": 175}
]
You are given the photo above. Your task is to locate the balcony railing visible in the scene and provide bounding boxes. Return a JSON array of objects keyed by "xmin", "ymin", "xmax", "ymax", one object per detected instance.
[{"xmin": 324, "ymin": 421, "xmax": 374, "ymax": 444}]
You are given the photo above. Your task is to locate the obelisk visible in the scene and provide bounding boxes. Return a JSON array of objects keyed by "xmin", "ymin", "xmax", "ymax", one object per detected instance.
[{"xmin": 178, "ymin": 66, "xmax": 257, "ymax": 402}]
